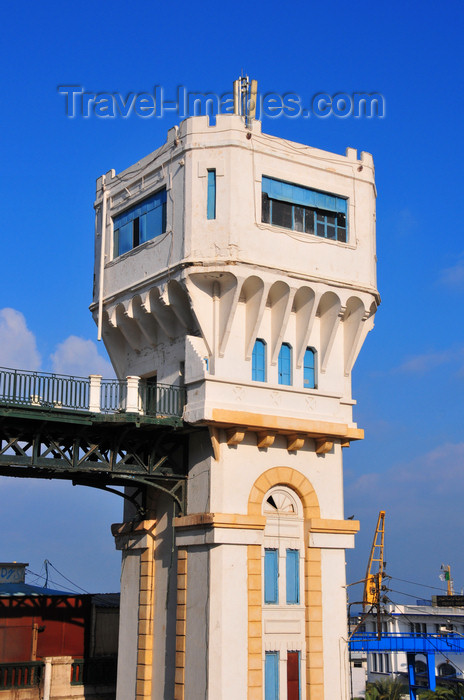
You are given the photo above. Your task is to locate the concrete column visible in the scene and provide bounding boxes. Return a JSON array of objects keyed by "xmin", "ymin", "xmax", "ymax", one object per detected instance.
[
  {"xmin": 174, "ymin": 549, "xmax": 187, "ymax": 700},
  {"xmin": 126, "ymin": 375, "xmax": 141, "ymax": 413},
  {"xmin": 174, "ymin": 516, "xmax": 265, "ymax": 700},
  {"xmin": 43, "ymin": 656, "xmax": 74, "ymax": 699},
  {"xmin": 43, "ymin": 658, "xmax": 52, "ymax": 700},
  {"xmin": 112, "ymin": 520, "xmax": 156, "ymax": 700},
  {"xmin": 136, "ymin": 545, "xmax": 155, "ymax": 700},
  {"xmin": 89, "ymin": 374, "xmax": 102, "ymax": 412}
]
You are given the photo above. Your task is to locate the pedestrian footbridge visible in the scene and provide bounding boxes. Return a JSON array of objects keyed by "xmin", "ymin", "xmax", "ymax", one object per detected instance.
[
  {"xmin": 350, "ymin": 632, "xmax": 464, "ymax": 699},
  {"xmin": 0, "ymin": 367, "xmax": 190, "ymax": 514}
]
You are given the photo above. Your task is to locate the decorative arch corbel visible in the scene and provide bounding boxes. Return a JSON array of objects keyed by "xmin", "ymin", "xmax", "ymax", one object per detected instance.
[
  {"xmin": 344, "ymin": 298, "xmax": 377, "ymax": 376},
  {"xmin": 142, "ymin": 287, "xmax": 178, "ymax": 341},
  {"xmin": 294, "ymin": 286, "xmax": 319, "ymax": 368},
  {"xmin": 268, "ymin": 281, "xmax": 294, "ymax": 365},
  {"xmin": 127, "ymin": 295, "xmax": 158, "ymax": 346},
  {"xmin": 317, "ymin": 291, "xmax": 342, "ymax": 373},
  {"xmin": 166, "ymin": 279, "xmax": 197, "ymax": 333},
  {"xmin": 242, "ymin": 275, "xmax": 270, "ymax": 360},
  {"xmin": 343, "ymin": 296, "xmax": 366, "ymax": 376},
  {"xmin": 108, "ymin": 302, "xmax": 144, "ymax": 351}
]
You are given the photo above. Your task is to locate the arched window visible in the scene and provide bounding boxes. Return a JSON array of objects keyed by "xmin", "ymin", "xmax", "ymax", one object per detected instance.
[
  {"xmin": 438, "ymin": 662, "xmax": 456, "ymax": 678},
  {"xmin": 263, "ymin": 490, "xmax": 300, "ymax": 605},
  {"xmin": 303, "ymin": 347, "xmax": 316, "ymax": 389},
  {"xmin": 263, "ymin": 487, "xmax": 304, "ymax": 699},
  {"xmin": 278, "ymin": 343, "xmax": 292, "ymax": 385},
  {"xmin": 252, "ymin": 339, "xmax": 266, "ymax": 382}
]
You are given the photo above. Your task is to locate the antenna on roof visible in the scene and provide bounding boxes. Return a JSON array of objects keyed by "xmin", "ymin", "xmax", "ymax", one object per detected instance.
[{"xmin": 233, "ymin": 75, "xmax": 258, "ymax": 128}]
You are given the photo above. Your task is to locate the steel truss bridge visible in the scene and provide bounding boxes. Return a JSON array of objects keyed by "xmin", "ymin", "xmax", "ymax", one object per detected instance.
[
  {"xmin": 350, "ymin": 633, "xmax": 464, "ymax": 699},
  {"xmin": 0, "ymin": 367, "xmax": 197, "ymax": 515}
]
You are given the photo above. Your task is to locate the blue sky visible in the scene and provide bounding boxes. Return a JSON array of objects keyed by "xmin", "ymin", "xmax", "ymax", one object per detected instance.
[{"xmin": 0, "ymin": 0, "xmax": 463, "ymax": 598}]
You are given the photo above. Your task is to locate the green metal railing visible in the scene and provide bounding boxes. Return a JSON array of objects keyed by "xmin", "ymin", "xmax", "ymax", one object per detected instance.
[
  {"xmin": 140, "ymin": 381, "xmax": 185, "ymax": 417},
  {"xmin": 0, "ymin": 367, "xmax": 185, "ymax": 419},
  {"xmin": 0, "ymin": 367, "xmax": 89, "ymax": 410},
  {"xmin": 0, "ymin": 661, "xmax": 43, "ymax": 689},
  {"xmin": 100, "ymin": 378, "xmax": 127, "ymax": 413}
]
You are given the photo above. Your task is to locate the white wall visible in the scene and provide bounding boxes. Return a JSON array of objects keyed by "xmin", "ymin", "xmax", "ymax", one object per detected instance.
[{"xmin": 95, "ymin": 114, "xmax": 378, "ymax": 700}]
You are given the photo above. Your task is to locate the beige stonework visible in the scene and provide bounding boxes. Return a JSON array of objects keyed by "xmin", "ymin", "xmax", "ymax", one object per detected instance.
[
  {"xmin": 174, "ymin": 548, "xmax": 187, "ymax": 700},
  {"xmin": 136, "ymin": 527, "xmax": 155, "ymax": 700}
]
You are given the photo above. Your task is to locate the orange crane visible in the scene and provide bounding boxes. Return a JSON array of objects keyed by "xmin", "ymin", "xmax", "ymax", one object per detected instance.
[{"xmin": 363, "ymin": 510, "xmax": 386, "ymax": 613}]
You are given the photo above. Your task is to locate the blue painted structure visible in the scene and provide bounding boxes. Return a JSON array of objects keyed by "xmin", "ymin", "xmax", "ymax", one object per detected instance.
[
  {"xmin": 286, "ymin": 549, "xmax": 299, "ymax": 605},
  {"xmin": 303, "ymin": 348, "xmax": 316, "ymax": 389},
  {"xmin": 350, "ymin": 632, "xmax": 464, "ymax": 654},
  {"xmin": 252, "ymin": 339, "xmax": 266, "ymax": 382},
  {"xmin": 262, "ymin": 176, "xmax": 348, "ymax": 214},
  {"xmin": 278, "ymin": 343, "xmax": 292, "ymax": 385},
  {"xmin": 265, "ymin": 651, "xmax": 279, "ymax": 700},
  {"xmin": 207, "ymin": 169, "xmax": 216, "ymax": 219},
  {"xmin": 350, "ymin": 633, "xmax": 464, "ymax": 699},
  {"xmin": 264, "ymin": 549, "xmax": 278, "ymax": 604}
]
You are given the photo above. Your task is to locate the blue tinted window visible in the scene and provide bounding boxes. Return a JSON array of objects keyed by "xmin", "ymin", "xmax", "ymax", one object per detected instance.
[
  {"xmin": 286, "ymin": 550, "xmax": 299, "ymax": 604},
  {"xmin": 304, "ymin": 348, "xmax": 316, "ymax": 389},
  {"xmin": 262, "ymin": 176, "xmax": 347, "ymax": 214},
  {"xmin": 264, "ymin": 549, "xmax": 278, "ymax": 604},
  {"xmin": 252, "ymin": 339, "xmax": 266, "ymax": 381},
  {"xmin": 113, "ymin": 189, "xmax": 166, "ymax": 257},
  {"xmin": 278, "ymin": 343, "xmax": 292, "ymax": 385},
  {"xmin": 261, "ymin": 176, "xmax": 348, "ymax": 242},
  {"xmin": 207, "ymin": 169, "xmax": 216, "ymax": 219},
  {"xmin": 265, "ymin": 652, "xmax": 279, "ymax": 700},
  {"xmin": 140, "ymin": 206, "xmax": 165, "ymax": 244},
  {"xmin": 116, "ymin": 221, "xmax": 133, "ymax": 257}
]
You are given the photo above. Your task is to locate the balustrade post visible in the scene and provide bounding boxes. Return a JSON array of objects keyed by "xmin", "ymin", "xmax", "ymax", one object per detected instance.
[
  {"xmin": 43, "ymin": 659, "xmax": 52, "ymax": 700},
  {"xmin": 89, "ymin": 375, "xmax": 102, "ymax": 412},
  {"xmin": 126, "ymin": 376, "xmax": 141, "ymax": 413}
]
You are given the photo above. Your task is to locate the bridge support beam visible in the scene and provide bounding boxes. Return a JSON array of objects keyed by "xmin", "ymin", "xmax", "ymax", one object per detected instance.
[
  {"xmin": 406, "ymin": 650, "xmax": 436, "ymax": 699},
  {"xmin": 427, "ymin": 652, "xmax": 436, "ymax": 691},
  {"xmin": 407, "ymin": 653, "xmax": 417, "ymax": 700}
]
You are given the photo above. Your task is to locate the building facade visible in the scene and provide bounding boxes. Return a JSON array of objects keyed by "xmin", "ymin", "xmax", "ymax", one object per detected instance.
[
  {"xmin": 0, "ymin": 563, "xmax": 118, "ymax": 700},
  {"xmin": 92, "ymin": 114, "xmax": 378, "ymax": 700},
  {"xmin": 363, "ymin": 603, "xmax": 464, "ymax": 687}
]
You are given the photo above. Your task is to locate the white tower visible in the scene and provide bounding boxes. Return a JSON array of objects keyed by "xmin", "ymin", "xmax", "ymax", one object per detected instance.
[{"xmin": 92, "ymin": 109, "xmax": 378, "ymax": 700}]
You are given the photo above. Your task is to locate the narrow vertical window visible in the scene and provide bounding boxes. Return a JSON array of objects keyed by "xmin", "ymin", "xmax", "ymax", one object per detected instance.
[
  {"xmin": 303, "ymin": 347, "xmax": 316, "ymax": 389},
  {"xmin": 207, "ymin": 169, "xmax": 216, "ymax": 220},
  {"xmin": 287, "ymin": 652, "xmax": 300, "ymax": 700},
  {"xmin": 265, "ymin": 652, "xmax": 279, "ymax": 700},
  {"xmin": 278, "ymin": 343, "xmax": 292, "ymax": 385},
  {"xmin": 264, "ymin": 549, "xmax": 278, "ymax": 604},
  {"xmin": 252, "ymin": 339, "xmax": 266, "ymax": 381},
  {"xmin": 286, "ymin": 549, "xmax": 299, "ymax": 604}
]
